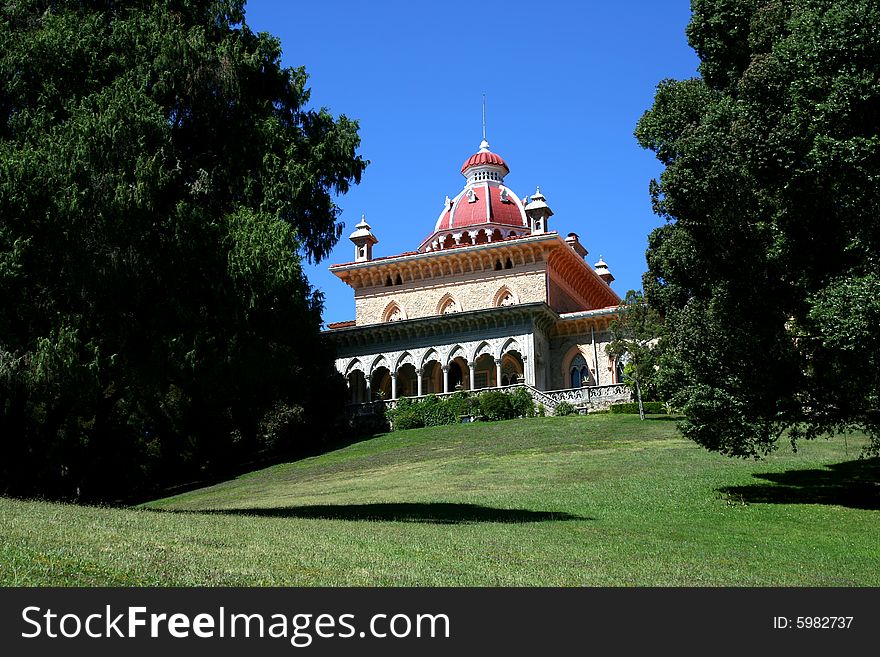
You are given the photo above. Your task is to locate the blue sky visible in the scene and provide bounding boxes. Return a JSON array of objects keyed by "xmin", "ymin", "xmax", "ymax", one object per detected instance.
[{"xmin": 244, "ymin": 0, "xmax": 701, "ymax": 325}]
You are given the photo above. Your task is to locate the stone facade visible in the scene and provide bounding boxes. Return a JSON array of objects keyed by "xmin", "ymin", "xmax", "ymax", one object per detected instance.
[{"xmin": 354, "ymin": 266, "xmax": 545, "ymax": 325}]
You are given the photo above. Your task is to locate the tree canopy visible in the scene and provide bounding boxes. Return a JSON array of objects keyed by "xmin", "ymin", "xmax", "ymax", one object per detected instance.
[
  {"xmin": 0, "ymin": 0, "xmax": 367, "ymax": 499},
  {"xmin": 636, "ymin": 0, "xmax": 880, "ymax": 457}
]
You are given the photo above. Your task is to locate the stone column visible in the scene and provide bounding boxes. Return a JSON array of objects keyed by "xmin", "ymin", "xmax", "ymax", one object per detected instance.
[
  {"xmin": 468, "ymin": 361, "xmax": 476, "ymax": 391},
  {"xmin": 391, "ymin": 372, "xmax": 397, "ymax": 400},
  {"xmin": 495, "ymin": 359, "xmax": 502, "ymax": 388},
  {"xmin": 442, "ymin": 366, "xmax": 449, "ymax": 393},
  {"xmin": 365, "ymin": 376, "xmax": 372, "ymax": 402},
  {"xmin": 417, "ymin": 367, "xmax": 423, "ymax": 398}
]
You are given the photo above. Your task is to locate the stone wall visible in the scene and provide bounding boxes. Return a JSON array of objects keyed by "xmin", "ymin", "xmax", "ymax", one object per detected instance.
[{"xmin": 354, "ymin": 264, "xmax": 547, "ymax": 325}]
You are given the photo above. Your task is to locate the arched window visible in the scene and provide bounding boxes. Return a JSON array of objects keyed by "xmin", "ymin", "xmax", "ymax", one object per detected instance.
[
  {"xmin": 437, "ymin": 294, "xmax": 460, "ymax": 315},
  {"xmin": 570, "ymin": 353, "xmax": 591, "ymax": 388},
  {"xmin": 494, "ymin": 286, "xmax": 518, "ymax": 307},
  {"xmin": 383, "ymin": 302, "xmax": 406, "ymax": 322}
]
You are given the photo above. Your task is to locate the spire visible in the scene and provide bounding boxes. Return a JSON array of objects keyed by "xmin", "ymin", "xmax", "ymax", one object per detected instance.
[
  {"xmin": 482, "ymin": 93, "xmax": 487, "ymax": 142},
  {"xmin": 478, "ymin": 94, "xmax": 491, "ymax": 152}
]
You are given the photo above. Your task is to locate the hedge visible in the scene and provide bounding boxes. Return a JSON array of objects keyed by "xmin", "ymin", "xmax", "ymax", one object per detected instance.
[{"xmin": 386, "ymin": 388, "xmax": 534, "ymax": 430}]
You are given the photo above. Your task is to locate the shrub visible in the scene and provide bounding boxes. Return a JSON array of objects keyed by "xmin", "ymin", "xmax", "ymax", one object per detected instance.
[
  {"xmin": 554, "ymin": 401, "xmax": 576, "ymax": 416},
  {"xmin": 537, "ymin": 403, "xmax": 546, "ymax": 417},
  {"xmin": 420, "ymin": 395, "xmax": 457, "ymax": 426},
  {"xmin": 508, "ymin": 387, "xmax": 535, "ymax": 418},
  {"xmin": 478, "ymin": 390, "xmax": 515, "ymax": 421},
  {"xmin": 386, "ymin": 397, "xmax": 422, "ymax": 429},
  {"xmin": 609, "ymin": 402, "xmax": 667, "ymax": 414},
  {"xmin": 447, "ymin": 391, "xmax": 479, "ymax": 419},
  {"xmin": 391, "ymin": 408, "xmax": 424, "ymax": 430}
]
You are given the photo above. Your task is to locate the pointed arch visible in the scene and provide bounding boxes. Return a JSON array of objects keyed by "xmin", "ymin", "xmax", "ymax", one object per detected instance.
[
  {"xmin": 436, "ymin": 293, "xmax": 461, "ymax": 315},
  {"xmin": 500, "ymin": 337, "xmax": 521, "ymax": 359},
  {"xmin": 447, "ymin": 345, "xmax": 467, "ymax": 366},
  {"xmin": 471, "ymin": 340, "xmax": 493, "ymax": 363},
  {"xmin": 396, "ymin": 351, "xmax": 415, "ymax": 369},
  {"xmin": 345, "ymin": 359, "xmax": 365, "ymax": 376},
  {"xmin": 370, "ymin": 354, "xmax": 389, "ymax": 375},
  {"xmin": 493, "ymin": 285, "xmax": 519, "ymax": 307},
  {"xmin": 421, "ymin": 348, "xmax": 442, "ymax": 368},
  {"xmin": 381, "ymin": 300, "xmax": 407, "ymax": 322},
  {"xmin": 561, "ymin": 344, "xmax": 595, "ymax": 388}
]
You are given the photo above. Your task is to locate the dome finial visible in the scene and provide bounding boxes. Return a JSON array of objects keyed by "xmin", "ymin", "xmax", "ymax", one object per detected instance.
[{"xmin": 479, "ymin": 93, "xmax": 490, "ymax": 152}]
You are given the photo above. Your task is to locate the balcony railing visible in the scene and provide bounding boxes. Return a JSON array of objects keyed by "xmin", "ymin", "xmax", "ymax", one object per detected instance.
[{"xmin": 346, "ymin": 383, "xmax": 631, "ymax": 415}]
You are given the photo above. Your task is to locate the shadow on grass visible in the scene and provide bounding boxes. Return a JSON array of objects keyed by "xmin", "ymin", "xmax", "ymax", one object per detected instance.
[
  {"xmin": 154, "ymin": 502, "xmax": 590, "ymax": 524},
  {"xmin": 719, "ymin": 457, "xmax": 880, "ymax": 510}
]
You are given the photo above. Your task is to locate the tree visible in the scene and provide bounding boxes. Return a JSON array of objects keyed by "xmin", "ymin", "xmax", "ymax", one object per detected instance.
[
  {"xmin": 0, "ymin": 0, "xmax": 367, "ymax": 499},
  {"xmin": 606, "ymin": 290, "xmax": 665, "ymax": 419},
  {"xmin": 636, "ymin": 0, "xmax": 880, "ymax": 457}
]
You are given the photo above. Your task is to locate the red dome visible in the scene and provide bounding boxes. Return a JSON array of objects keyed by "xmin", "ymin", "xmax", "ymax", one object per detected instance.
[
  {"xmin": 460, "ymin": 151, "xmax": 510, "ymax": 174},
  {"xmin": 435, "ymin": 184, "xmax": 527, "ymax": 232}
]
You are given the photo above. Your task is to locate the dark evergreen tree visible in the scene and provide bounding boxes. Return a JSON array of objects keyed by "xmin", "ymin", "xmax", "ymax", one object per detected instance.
[
  {"xmin": 636, "ymin": 0, "xmax": 880, "ymax": 457},
  {"xmin": 0, "ymin": 0, "xmax": 366, "ymax": 499}
]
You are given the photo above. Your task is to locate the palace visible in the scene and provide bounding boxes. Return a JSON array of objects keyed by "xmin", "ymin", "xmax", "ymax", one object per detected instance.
[{"xmin": 324, "ymin": 138, "xmax": 630, "ymax": 411}]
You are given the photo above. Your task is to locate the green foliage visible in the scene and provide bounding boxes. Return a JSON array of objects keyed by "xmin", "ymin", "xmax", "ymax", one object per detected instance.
[
  {"xmin": 478, "ymin": 391, "xmax": 515, "ymax": 421},
  {"xmin": 508, "ymin": 387, "xmax": 536, "ymax": 418},
  {"xmin": 419, "ymin": 395, "xmax": 458, "ymax": 427},
  {"xmin": 554, "ymin": 401, "xmax": 576, "ymax": 417},
  {"xmin": 606, "ymin": 290, "xmax": 665, "ymax": 402},
  {"xmin": 609, "ymin": 402, "xmax": 667, "ymax": 415},
  {"xmin": 386, "ymin": 388, "xmax": 537, "ymax": 430},
  {"xmin": 0, "ymin": 0, "xmax": 366, "ymax": 500},
  {"xmin": 637, "ymin": 0, "xmax": 880, "ymax": 457}
]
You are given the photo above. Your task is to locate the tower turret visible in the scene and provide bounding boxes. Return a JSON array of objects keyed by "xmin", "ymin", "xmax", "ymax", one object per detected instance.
[
  {"xmin": 349, "ymin": 215, "xmax": 378, "ymax": 262},
  {"xmin": 525, "ymin": 186, "xmax": 553, "ymax": 234}
]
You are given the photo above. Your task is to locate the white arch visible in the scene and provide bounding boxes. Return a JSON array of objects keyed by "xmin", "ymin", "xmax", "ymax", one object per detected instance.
[
  {"xmin": 345, "ymin": 359, "xmax": 365, "ymax": 376},
  {"xmin": 421, "ymin": 348, "xmax": 442, "ymax": 368},
  {"xmin": 499, "ymin": 337, "xmax": 521, "ymax": 359},
  {"xmin": 396, "ymin": 351, "xmax": 415, "ymax": 369},
  {"xmin": 471, "ymin": 340, "xmax": 493, "ymax": 363},
  {"xmin": 447, "ymin": 345, "xmax": 467, "ymax": 366},
  {"xmin": 370, "ymin": 354, "xmax": 389, "ymax": 375}
]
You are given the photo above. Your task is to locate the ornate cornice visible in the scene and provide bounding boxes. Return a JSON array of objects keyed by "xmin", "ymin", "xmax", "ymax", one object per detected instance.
[
  {"xmin": 329, "ymin": 234, "xmax": 556, "ymax": 290},
  {"xmin": 324, "ymin": 301, "xmax": 620, "ymax": 349}
]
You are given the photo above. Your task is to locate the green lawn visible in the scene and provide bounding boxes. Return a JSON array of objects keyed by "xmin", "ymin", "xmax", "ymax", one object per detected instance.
[{"xmin": 1, "ymin": 415, "xmax": 877, "ymax": 586}]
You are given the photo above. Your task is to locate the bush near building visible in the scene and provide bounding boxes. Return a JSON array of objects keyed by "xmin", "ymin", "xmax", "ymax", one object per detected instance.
[{"xmin": 386, "ymin": 388, "xmax": 535, "ymax": 430}]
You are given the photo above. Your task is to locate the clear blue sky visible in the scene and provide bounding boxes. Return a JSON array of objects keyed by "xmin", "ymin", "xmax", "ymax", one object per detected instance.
[{"xmin": 244, "ymin": 0, "xmax": 700, "ymax": 325}]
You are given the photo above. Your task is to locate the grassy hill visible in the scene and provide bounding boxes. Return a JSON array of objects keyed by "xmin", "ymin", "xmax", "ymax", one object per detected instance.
[{"xmin": 1, "ymin": 414, "xmax": 877, "ymax": 586}]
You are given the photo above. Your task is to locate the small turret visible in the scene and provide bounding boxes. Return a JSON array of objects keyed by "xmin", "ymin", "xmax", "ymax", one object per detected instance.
[
  {"xmin": 594, "ymin": 255, "xmax": 614, "ymax": 284},
  {"xmin": 525, "ymin": 186, "xmax": 553, "ymax": 234},
  {"xmin": 349, "ymin": 214, "xmax": 378, "ymax": 262}
]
